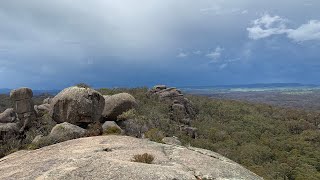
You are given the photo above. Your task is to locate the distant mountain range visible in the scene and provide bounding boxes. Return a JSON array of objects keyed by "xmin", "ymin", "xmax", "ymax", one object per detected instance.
[
  {"xmin": 1, "ymin": 83, "xmax": 319, "ymax": 95},
  {"xmin": 0, "ymin": 88, "xmax": 60, "ymax": 96},
  {"xmin": 179, "ymin": 83, "xmax": 320, "ymax": 94},
  {"xmin": 179, "ymin": 83, "xmax": 319, "ymax": 89}
]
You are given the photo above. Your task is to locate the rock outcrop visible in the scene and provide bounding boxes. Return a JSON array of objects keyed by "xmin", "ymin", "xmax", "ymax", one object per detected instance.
[
  {"xmin": 34, "ymin": 103, "xmax": 51, "ymax": 117},
  {"xmin": 10, "ymin": 87, "xmax": 35, "ymax": 133},
  {"xmin": 0, "ymin": 108, "xmax": 16, "ymax": 123},
  {"xmin": 0, "ymin": 135, "xmax": 262, "ymax": 180},
  {"xmin": 1, "ymin": 88, "xmax": 36, "ymax": 141},
  {"xmin": 49, "ymin": 86, "xmax": 105, "ymax": 127},
  {"xmin": 102, "ymin": 93, "xmax": 137, "ymax": 121},
  {"xmin": 148, "ymin": 85, "xmax": 196, "ymax": 121},
  {"xmin": 117, "ymin": 119, "xmax": 148, "ymax": 138},
  {"xmin": 148, "ymin": 85, "xmax": 198, "ymax": 138},
  {"xmin": 43, "ymin": 97, "xmax": 53, "ymax": 104},
  {"xmin": 49, "ymin": 122, "xmax": 87, "ymax": 140},
  {"xmin": 0, "ymin": 123, "xmax": 19, "ymax": 142},
  {"xmin": 32, "ymin": 122, "xmax": 87, "ymax": 147}
]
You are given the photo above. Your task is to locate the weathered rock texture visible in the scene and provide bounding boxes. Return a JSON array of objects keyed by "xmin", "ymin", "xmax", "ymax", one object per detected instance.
[
  {"xmin": 0, "ymin": 136, "xmax": 262, "ymax": 180},
  {"xmin": 148, "ymin": 85, "xmax": 198, "ymax": 138},
  {"xmin": 102, "ymin": 93, "xmax": 137, "ymax": 121},
  {"xmin": 43, "ymin": 97, "xmax": 53, "ymax": 104},
  {"xmin": 0, "ymin": 123, "xmax": 19, "ymax": 142},
  {"xmin": 10, "ymin": 87, "xmax": 35, "ymax": 132},
  {"xmin": 34, "ymin": 104, "xmax": 51, "ymax": 117},
  {"xmin": 117, "ymin": 119, "xmax": 148, "ymax": 138},
  {"xmin": 0, "ymin": 108, "xmax": 16, "ymax": 123},
  {"xmin": 10, "ymin": 88, "xmax": 34, "ymax": 114},
  {"xmin": 32, "ymin": 122, "xmax": 87, "ymax": 147},
  {"xmin": 50, "ymin": 87, "xmax": 105, "ymax": 126},
  {"xmin": 49, "ymin": 122, "xmax": 87, "ymax": 140},
  {"xmin": 148, "ymin": 85, "xmax": 196, "ymax": 121}
]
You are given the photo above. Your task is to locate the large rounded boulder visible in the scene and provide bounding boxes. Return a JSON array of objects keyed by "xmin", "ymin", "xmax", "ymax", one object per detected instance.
[
  {"xmin": 102, "ymin": 93, "xmax": 137, "ymax": 120},
  {"xmin": 49, "ymin": 87, "xmax": 105, "ymax": 126},
  {"xmin": 49, "ymin": 122, "xmax": 87, "ymax": 141},
  {"xmin": 31, "ymin": 122, "xmax": 87, "ymax": 147}
]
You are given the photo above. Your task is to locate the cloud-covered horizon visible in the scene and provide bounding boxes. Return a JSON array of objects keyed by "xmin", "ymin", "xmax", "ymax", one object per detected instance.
[{"xmin": 0, "ymin": 0, "xmax": 320, "ymax": 89}]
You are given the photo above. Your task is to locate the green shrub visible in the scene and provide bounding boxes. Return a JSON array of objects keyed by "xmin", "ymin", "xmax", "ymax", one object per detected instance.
[
  {"xmin": 27, "ymin": 136, "xmax": 57, "ymax": 150},
  {"xmin": 145, "ymin": 128, "xmax": 165, "ymax": 143},
  {"xmin": 132, "ymin": 153, "xmax": 155, "ymax": 164},
  {"xmin": 75, "ymin": 83, "xmax": 91, "ymax": 89},
  {"xmin": 117, "ymin": 109, "xmax": 137, "ymax": 121},
  {"xmin": 103, "ymin": 126, "xmax": 122, "ymax": 135},
  {"xmin": 0, "ymin": 138, "xmax": 21, "ymax": 158}
]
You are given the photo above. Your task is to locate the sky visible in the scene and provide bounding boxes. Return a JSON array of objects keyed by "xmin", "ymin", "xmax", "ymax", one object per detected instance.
[{"xmin": 0, "ymin": 0, "xmax": 320, "ymax": 89}]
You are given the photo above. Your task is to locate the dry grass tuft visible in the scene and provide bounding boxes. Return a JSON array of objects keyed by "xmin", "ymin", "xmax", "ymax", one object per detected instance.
[{"xmin": 131, "ymin": 153, "xmax": 155, "ymax": 164}]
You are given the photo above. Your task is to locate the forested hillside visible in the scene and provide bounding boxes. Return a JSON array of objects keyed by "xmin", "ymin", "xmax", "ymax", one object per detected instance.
[
  {"xmin": 1, "ymin": 87, "xmax": 320, "ymax": 179},
  {"xmin": 98, "ymin": 88, "xmax": 320, "ymax": 180}
]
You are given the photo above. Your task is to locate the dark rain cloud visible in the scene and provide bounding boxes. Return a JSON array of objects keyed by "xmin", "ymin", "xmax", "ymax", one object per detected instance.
[{"xmin": 0, "ymin": 0, "xmax": 320, "ymax": 88}]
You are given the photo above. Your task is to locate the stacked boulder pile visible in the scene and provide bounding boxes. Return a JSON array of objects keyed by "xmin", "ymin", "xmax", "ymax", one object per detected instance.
[
  {"xmin": 101, "ymin": 93, "xmax": 137, "ymax": 135},
  {"xmin": 0, "ymin": 85, "xmax": 140, "ymax": 146},
  {"xmin": 35, "ymin": 86, "xmax": 105, "ymax": 144},
  {"xmin": 10, "ymin": 88, "xmax": 36, "ymax": 133},
  {"xmin": 33, "ymin": 87, "xmax": 139, "ymax": 146},
  {"xmin": 1, "ymin": 85, "xmax": 197, "ymax": 145},
  {"xmin": 34, "ymin": 97, "xmax": 52, "ymax": 117},
  {"xmin": 0, "ymin": 88, "xmax": 36, "ymax": 142},
  {"xmin": 147, "ymin": 85, "xmax": 198, "ymax": 138}
]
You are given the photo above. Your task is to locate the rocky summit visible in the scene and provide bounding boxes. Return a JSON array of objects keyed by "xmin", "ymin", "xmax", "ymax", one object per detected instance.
[{"xmin": 0, "ymin": 135, "xmax": 262, "ymax": 180}]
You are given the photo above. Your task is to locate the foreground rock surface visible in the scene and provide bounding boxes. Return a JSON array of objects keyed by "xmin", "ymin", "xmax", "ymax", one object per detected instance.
[{"xmin": 0, "ymin": 136, "xmax": 262, "ymax": 180}]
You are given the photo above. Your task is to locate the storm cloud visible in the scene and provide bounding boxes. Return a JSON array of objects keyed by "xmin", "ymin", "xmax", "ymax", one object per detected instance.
[{"xmin": 0, "ymin": 0, "xmax": 320, "ymax": 88}]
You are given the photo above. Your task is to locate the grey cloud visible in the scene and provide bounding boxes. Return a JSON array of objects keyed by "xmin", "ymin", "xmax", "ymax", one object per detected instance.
[
  {"xmin": 177, "ymin": 52, "xmax": 188, "ymax": 58},
  {"xmin": 206, "ymin": 47, "xmax": 224, "ymax": 62},
  {"xmin": 247, "ymin": 14, "xmax": 320, "ymax": 42},
  {"xmin": 0, "ymin": 0, "xmax": 320, "ymax": 88},
  {"xmin": 287, "ymin": 20, "xmax": 320, "ymax": 41}
]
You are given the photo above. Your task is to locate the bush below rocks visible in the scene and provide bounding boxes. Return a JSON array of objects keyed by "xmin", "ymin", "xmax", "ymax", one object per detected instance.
[
  {"xmin": 102, "ymin": 121, "xmax": 123, "ymax": 135},
  {"xmin": 145, "ymin": 128, "xmax": 165, "ymax": 143}
]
